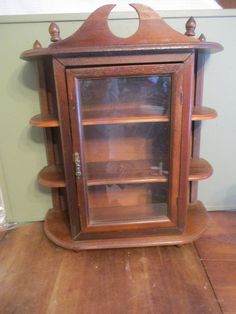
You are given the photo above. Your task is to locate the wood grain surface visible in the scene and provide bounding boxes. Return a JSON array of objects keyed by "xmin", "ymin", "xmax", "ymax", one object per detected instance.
[
  {"xmin": 0, "ymin": 220, "xmax": 222, "ymax": 314},
  {"xmin": 195, "ymin": 211, "xmax": 236, "ymax": 313},
  {"xmin": 202, "ymin": 260, "xmax": 236, "ymax": 314},
  {"xmin": 30, "ymin": 114, "xmax": 59, "ymax": 127},
  {"xmin": 195, "ymin": 211, "xmax": 236, "ymax": 260}
]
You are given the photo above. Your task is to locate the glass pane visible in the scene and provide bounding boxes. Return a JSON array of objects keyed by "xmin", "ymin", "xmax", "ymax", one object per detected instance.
[
  {"xmin": 84, "ymin": 123, "xmax": 170, "ymax": 181},
  {"xmin": 88, "ymin": 183, "xmax": 168, "ymax": 224},
  {"xmin": 76, "ymin": 75, "xmax": 172, "ymax": 225},
  {"xmin": 79, "ymin": 76, "xmax": 171, "ymax": 122}
]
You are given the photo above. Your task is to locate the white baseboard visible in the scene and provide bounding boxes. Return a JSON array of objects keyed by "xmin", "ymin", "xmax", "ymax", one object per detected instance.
[{"xmin": 206, "ymin": 205, "xmax": 236, "ymax": 211}]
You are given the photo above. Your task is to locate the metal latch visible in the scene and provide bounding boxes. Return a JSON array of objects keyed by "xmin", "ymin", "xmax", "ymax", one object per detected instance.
[{"xmin": 74, "ymin": 152, "xmax": 81, "ymax": 178}]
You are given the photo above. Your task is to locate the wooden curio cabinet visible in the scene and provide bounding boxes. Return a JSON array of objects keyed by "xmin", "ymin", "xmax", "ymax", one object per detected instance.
[{"xmin": 21, "ymin": 4, "xmax": 223, "ymax": 250}]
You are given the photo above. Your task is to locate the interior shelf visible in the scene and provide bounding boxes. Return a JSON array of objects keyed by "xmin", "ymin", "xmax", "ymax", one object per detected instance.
[
  {"xmin": 82, "ymin": 105, "xmax": 217, "ymax": 125},
  {"xmin": 30, "ymin": 106, "xmax": 216, "ymax": 128},
  {"xmin": 37, "ymin": 158, "xmax": 212, "ymax": 188},
  {"xmin": 38, "ymin": 165, "xmax": 65, "ymax": 188},
  {"xmin": 87, "ymin": 160, "xmax": 168, "ymax": 186},
  {"xmin": 189, "ymin": 158, "xmax": 213, "ymax": 181},
  {"xmin": 192, "ymin": 107, "xmax": 217, "ymax": 121},
  {"xmin": 87, "ymin": 158, "xmax": 212, "ymax": 186},
  {"xmin": 82, "ymin": 104, "xmax": 168, "ymax": 125},
  {"xmin": 30, "ymin": 114, "xmax": 60, "ymax": 127}
]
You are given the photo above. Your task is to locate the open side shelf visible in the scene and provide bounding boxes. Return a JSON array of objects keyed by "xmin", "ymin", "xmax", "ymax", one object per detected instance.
[
  {"xmin": 87, "ymin": 158, "xmax": 213, "ymax": 186},
  {"xmin": 192, "ymin": 107, "xmax": 217, "ymax": 121},
  {"xmin": 82, "ymin": 104, "xmax": 169, "ymax": 125},
  {"xmin": 44, "ymin": 201, "xmax": 208, "ymax": 251},
  {"xmin": 30, "ymin": 114, "xmax": 60, "ymax": 127},
  {"xmin": 30, "ymin": 106, "xmax": 217, "ymax": 128},
  {"xmin": 189, "ymin": 158, "xmax": 213, "ymax": 181},
  {"xmin": 37, "ymin": 158, "xmax": 212, "ymax": 188},
  {"xmin": 82, "ymin": 105, "xmax": 217, "ymax": 125},
  {"xmin": 38, "ymin": 165, "xmax": 65, "ymax": 188}
]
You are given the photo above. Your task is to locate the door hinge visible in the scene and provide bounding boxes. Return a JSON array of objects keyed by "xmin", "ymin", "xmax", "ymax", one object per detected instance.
[{"xmin": 74, "ymin": 152, "xmax": 82, "ymax": 178}]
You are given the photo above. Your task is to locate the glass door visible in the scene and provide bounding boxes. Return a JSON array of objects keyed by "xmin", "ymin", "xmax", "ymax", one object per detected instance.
[{"xmin": 67, "ymin": 64, "xmax": 183, "ymax": 232}]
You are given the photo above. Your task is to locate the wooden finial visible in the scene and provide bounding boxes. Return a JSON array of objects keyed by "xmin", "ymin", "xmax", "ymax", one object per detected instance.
[
  {"xmin": 185, "ymin": 16, "xmax": 196, "ymax": 36},
  {"xmin": 199, "ymin": 33, "xmax": 206, "ymax": 41},
  {"xmin": 33, "ymin": 40, "xmax": 42, "ymax": 49},
  {"xmin": 49, "ymin": 22, "xmax": 61, "ymax": 42}
]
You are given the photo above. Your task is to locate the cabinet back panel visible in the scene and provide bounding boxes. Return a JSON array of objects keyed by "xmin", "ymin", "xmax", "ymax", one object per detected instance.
[
  {"xmin": 88, "ymin": 183, "xmax": 168, "ymax": 224},
  {"xmin": 83, "ymin": 123, "xmax": 169, "ymax": 163}
]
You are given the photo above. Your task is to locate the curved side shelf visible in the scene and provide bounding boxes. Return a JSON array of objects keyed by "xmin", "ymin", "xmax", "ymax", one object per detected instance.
[
  {"xmin": 192, "ymin": 107, "xmax": 217, "ymax": 121},
  {"xmin": 44, "ymin": 201, "xmax": 208, "ymax": 251},
  {"xmin": 38, "ymin": 158, "xmax": 212, "ymax": 189},
  {"xmin": 30, "ymin": 107, "xmax": 216, "ymax": 127},
  {"xmin": 189, "ymin": 158, "xmax": 213, "ymax": 181},
  {"xmin": 30, "ymin": 114, "xmax": 59, "ymax": 127},
  {"xmin": 38, "ymin": 165, "xmax": 65, "ymax": 188}
]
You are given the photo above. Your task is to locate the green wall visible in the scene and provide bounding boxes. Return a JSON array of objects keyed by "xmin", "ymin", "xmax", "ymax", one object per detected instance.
[{"xmin": 0, "ymin": 9, "xmax": 236, "ymax": 222}]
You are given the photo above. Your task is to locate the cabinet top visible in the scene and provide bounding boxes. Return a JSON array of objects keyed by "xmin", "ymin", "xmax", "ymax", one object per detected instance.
[{"xmin": 21, "ymin": 4, "xmax": 223, "ymax": 60}]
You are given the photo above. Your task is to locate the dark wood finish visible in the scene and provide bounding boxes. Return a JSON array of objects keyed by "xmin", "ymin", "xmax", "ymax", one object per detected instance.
[
  {"xmin": 30, "ymin": 106, "xmax": 216, "ymax": 129},
  {"xmin": 33, "ymin": 40, "xmax": 42, "ymax": 49},
  {"xmin": 199, "ymin": 33, "xmax": 206, "ymax": 42},
  {"xmin": 53, "ymin": 59, "xmax": 81, "ymax": 237},
  {"xmin": 185, "ymin": 16, "xmax": 196, "ymax": 36},
  {"xmin": 38, "ymin": 165, "xmax": 65, "ymax": 188},
  {"xmin": 20, "ymin": 5, "xmax": 222, "ymax": 61},
  {"xmin": 0, "ymin": 222, "xmax": 223, "ymax": 314},
  {"xmin": 44, "ymin": 202, "xmax": 208, "ymax": 250},
  {"xmin": 178, "ymin": 53, "xmax": 195, "ymax": 229},
  {"xmin": 49, "ymin": 22, "xmax": 61, "ymax": 42},
  {"xmin": 21, "ymin": 4, "xmax": 222, "ymax": 250},
  {"xmin": 30, "ymin": 114, "xmax": 59, "ymax": 127},
  {"xmin": 66, "ymin": 62, "xmax": 185, "ymax": 233},
  {"xmin": 59, "ymin": 53, "xmax": 192, "ymax": 67},
  {"xmin": 87, "ymin": 158, "xmax": 213, "ymax": 185},
  {"xmin": 37, "ymin": 158, "xmax": 213, "ymax": 188},
  {"xmin": 52, "ymin": 4, "xmax": 200, "ymax": 48},
  {"xmin": 189, "ymin": 158, "xmax": 213, "ymax": 181},
  {"xmin": 191, "ymin": 51, "xmax": 206, "ymax": 203},
  {"xmin": 81, "ymin": 105, "xmax": 217, "ymax": 125},
  {"xmin": 82, "ymin": 104, "xmax": 169, "ymax": 125},
  {"xmin": 87, "ymin": 160, "xmax": 170, "ymax": 185},
  {"xmin": 192, "ymin": 106, "xmax": 217, "ymax": 120},
  {"xmin": 36, "ymin": 60, "xmax": 62, "ymax": 211}
]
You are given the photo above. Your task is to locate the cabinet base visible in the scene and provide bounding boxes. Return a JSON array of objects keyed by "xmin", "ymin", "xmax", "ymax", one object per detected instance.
[{"xmin": 44, "ymin": 201, "xmax": 208, "ymax": 251}]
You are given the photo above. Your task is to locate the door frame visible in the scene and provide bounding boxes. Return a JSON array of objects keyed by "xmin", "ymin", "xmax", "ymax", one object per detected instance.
[{"xmin": 66, "ymin": 62, "xmax": 188, "ymax": 234}]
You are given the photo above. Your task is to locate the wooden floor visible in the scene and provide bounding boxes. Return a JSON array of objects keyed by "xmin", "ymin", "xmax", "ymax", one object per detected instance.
[
  {"xmin": 195, "ymin": 211, "xmax": 236, "ymax": 314},
  {"xmin": 0, "ymin": 212, "xmax": 235, "ymax": 314}
]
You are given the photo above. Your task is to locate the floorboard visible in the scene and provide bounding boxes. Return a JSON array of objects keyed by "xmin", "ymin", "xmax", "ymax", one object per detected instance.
[
  {"xmin": 0, "ymin": 222, "xmax": 221, "ymax": 314},
  {"xmin": 195, "ymin": 211, "xmax": 236, "ymax": 260},
  {"xmin": 202, "ymin": 260, "xmax": 236, "ymax": 314},
  {"xmin": 195, "ymin": 211, "xmax": 236, "ymax": 314}
]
